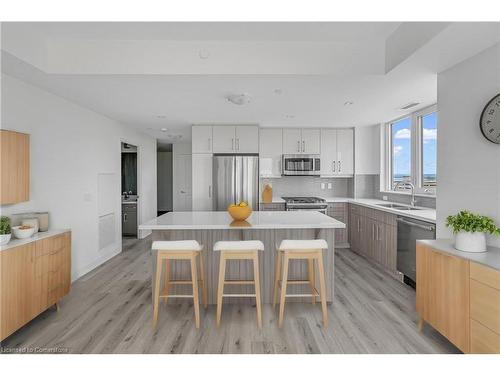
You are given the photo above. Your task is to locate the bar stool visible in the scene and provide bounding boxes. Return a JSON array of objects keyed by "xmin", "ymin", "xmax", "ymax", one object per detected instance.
[
  {"xmin": 273, "ymin": 239, "xmax": 329, "ymax": 328},
  {"xmin": 152, "ymin": 240, "xmax": 207, "ymax": 329},
  {"xmin": 214, "ymin": 240, "xmax": 264, "ymax": 328}
]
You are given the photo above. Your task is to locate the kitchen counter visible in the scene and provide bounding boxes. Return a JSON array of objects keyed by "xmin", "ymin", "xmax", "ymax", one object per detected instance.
[
  {"xmin": 418, "ymin": 239, "xmax": 500, "ymax": 271},
  {"xmin": 139, "ymin": 210, "xmax": 345, "ymax": 230},
  {"xmin": 260, "ymin": 197, "xmax": 436, "ymax": 223},
  {"xmin": 0, "ymin": 229, "xmax": 71, "ymax": 252}
]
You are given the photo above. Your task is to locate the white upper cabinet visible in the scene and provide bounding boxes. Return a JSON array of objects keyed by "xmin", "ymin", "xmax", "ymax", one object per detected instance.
[
  {"xmin": 259, "ymin": 128, "xmax": 283, "ymax": 177},
  {"xmin": 282, "ymin": 128, "xmax": 320, "ymax": 154},
  {"xmin": 320, "ymin": 128, "xmax": 354, "ymax": 177},
  {"xmin": 212, "ymin": 126, "xmax": 236, "ymax": 153},
  {"xmin": 192, "ymin": 125, "xmax": 213, "ymax": 153},
  {"xmin": 301, "ymin": 129, "xmax": 321, "ymax": 154},
  {"xmin": 192, "ymin": 153, "xmax": 213, "ymax": 211},
  {"xmin": 336, "ymin": 129, "xmax": 354, "ymax": 176},
  {"xmin": 282, "ymin": 128, "xmax": 302, "ymax": 154},
  {"xmin": 235, "ymin": 126, "xmax": 259, "ymax": 153},
  {"xmin": 211, "ymin": 125, "xmax": 258, "ymax": 153}
]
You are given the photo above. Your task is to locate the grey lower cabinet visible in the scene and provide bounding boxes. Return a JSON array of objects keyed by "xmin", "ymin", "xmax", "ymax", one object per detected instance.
[
  {"xmin": 259, "ymin": 202, "xmax": 286, "ymax": 211},
  {"xmin": 122, "ymin": 204, "xmax": 138, "ymax": 237},
  {"xmin": 348, "ymin": 203, "xmax": 397, "ymax": 272},
  {"xmin": 327, "ymin": 203, "xmax": 348, "ymax": 247}
]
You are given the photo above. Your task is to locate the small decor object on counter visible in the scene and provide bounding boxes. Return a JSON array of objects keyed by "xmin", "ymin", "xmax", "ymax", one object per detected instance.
[
  {"xmin": 35, "ymin": 212, "xmax": 49, "ymax": 232},
  {"xmin": 0, "ymin": 216, "xmax": 12, "ymax": 245},
  {"xmin": 22, "ymin": 218, "xmax": 39, "ymax": 233},
  {"xmin": 262, "ymin": 183, "xmax": 273, "ymax": 203},
  {"xmin": 12, "ymin": 225, "xmax": 36, "ymax": 239},
  {"xmin": 446, "ymin": 210, "xmax": 500, "ymax": 253},
  {"xmin": 228, "ymin": 201, "xmax": 252, "ymax": 221}
]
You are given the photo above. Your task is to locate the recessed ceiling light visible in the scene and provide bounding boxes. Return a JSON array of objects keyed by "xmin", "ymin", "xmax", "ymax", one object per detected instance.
[
  {"xmin": 156, "ymin": 115, "xmax": 166, "ymax": 119},
  {"xmin": 344, "ymin": 101, "xmax": 354, "ymax": 106},
  {"xmin": 161, "ymin": 128, "xmax": 167, "ymax": 132},
  {"xmin": 226, "ymin": 93, "xmax": 252, "ymax": 105}
]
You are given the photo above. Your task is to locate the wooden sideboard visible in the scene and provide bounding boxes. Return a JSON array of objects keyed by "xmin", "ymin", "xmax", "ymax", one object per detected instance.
[
  {"xmin": 0, "ymin": 129, "xmax": 30, "ymax": 204},
  {"xmin": 0, "ymin": 231, "xmax": 71, "ymax": 341},
  {"xmin": 416, "ymin": 241, "xmax": 500, "ymax": 353}
]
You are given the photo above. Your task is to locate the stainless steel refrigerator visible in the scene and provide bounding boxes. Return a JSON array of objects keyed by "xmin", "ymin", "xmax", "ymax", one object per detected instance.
[{"xmin": 213, "ymin": 155, "xmax": 259, "ymax": 211}]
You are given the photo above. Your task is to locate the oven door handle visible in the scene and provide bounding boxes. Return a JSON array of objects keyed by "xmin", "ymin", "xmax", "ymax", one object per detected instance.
[{"xmin": 397, "ymin": 218, "xmax": 435, "ymax": 232}]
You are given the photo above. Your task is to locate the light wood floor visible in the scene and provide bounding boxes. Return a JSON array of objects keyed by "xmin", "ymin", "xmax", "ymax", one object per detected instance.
[{"xmin": 1, "ymin": 237, "xmax": 460, "ymax": 354}]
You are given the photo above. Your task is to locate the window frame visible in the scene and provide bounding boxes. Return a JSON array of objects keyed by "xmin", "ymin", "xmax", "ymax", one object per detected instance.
[{"xmin": 383, "ymin": 104, "xmax": 437, "ymax": 196}]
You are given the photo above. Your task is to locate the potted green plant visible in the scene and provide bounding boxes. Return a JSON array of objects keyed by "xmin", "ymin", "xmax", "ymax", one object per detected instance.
[
  {"xmin": 0, "ymin": 216, "xmax": 12, "ymax": 245},
  {"xmin": 446, "ymin": 210, "xmax": 500, "ymax": 252}
]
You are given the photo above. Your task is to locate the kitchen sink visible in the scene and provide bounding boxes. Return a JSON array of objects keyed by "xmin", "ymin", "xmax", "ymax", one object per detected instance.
[{"xmin": 375, "ymin": 203, "xmax": 422, "ymax": 211}]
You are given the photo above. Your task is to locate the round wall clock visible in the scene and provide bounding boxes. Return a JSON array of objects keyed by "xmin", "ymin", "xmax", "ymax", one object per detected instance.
[{"xmin": 479, "ymin": 93, "xmax": 500, "ymax": 144}]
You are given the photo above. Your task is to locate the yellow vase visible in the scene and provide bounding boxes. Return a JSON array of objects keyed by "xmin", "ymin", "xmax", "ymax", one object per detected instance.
[{"xmin": 262, "ymin": 184, "xmax": 273, "ymax": 203}]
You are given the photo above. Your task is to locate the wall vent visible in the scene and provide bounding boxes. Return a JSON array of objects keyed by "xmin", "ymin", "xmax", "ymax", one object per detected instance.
[{"xmin": 400, "ymin": 102, "xmax": 420, "ymax": 110}]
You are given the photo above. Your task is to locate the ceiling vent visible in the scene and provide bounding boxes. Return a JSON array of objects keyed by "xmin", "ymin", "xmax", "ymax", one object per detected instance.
[
  {"xmin": 226, "ymin": 93, "xmax": 252, "ymax": 105},
  {"xmin": 400, "ymin": 102, "xmax": 420, "ymax": 110}
]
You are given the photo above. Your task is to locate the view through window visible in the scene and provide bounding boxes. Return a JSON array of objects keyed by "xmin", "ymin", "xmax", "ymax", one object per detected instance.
[
  {"xmin": 421, "ymin": 112, "xmax": 437, "ymax": 188},
  {"xmin": 391, "ymin": 117, "xmax": 411, "ymax": 189}
]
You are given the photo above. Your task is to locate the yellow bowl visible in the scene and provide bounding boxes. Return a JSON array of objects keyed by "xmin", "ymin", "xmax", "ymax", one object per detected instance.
[{"xmin": 227, "ymin": 205, "xmax": 252, "ymax": 221}]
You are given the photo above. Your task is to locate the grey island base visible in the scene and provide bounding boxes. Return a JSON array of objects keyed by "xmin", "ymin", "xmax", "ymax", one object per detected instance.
[{"xmin": 139, "ymin": 211, "xmax": 346, "ymax": 304}]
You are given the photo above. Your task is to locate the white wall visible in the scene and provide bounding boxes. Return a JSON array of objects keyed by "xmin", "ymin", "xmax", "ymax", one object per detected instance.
[
  {"xmin": 355, "ymin": 124, "xmax": 380, "ymax": 175},
  {"xmin": 0, "ymin": 74, "xmax": 157, "ymax": 280},
  {"xmin": 436, "ymin": 44, "xmax": 500, "ymax": 246},
  {"xmin": 157, "ymin": 151, "xmax": 173, "ymax": 211}
]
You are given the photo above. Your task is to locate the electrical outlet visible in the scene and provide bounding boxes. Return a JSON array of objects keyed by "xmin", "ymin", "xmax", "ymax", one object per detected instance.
[
  {"xmin": 321, "ymin": 183, "xmax": 326, "ymax": 190},
  {"xmin": 327, "ymin": 183, "xmax": 332, "ymax": 190},
  {"xmin": 382, "ymin": 195, "xmax": 388, "ymax": 201}
]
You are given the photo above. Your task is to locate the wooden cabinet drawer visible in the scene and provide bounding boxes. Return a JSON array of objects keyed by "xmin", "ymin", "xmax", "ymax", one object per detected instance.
[
  {"xmin": 470, "ymin": 262, "xmax": 500, "ymax": 290},
  {"xmin": 470, "ymin": 279, "xmax": 500, "ymax": 335},
  {"xmin": 471, "ymin": 319, "xmax": 500, "ymax": 353}
]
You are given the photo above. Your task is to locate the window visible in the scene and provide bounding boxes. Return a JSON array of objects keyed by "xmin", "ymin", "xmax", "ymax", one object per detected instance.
[
  {"xmin": 390, "ymin": 117, "xmax": 412, "ymax": 189},
  {"xmin": 384, "ymin": 105, "xmax": 437, "ymax": 195}
]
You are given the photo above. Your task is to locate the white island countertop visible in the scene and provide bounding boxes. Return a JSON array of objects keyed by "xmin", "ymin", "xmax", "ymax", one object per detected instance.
[{"xmin": 139, "ymin": 211, "xmax": 346, "ymax": 230}]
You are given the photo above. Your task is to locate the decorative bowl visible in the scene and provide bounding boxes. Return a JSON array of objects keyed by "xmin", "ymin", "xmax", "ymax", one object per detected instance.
[
  {"xmin": 0, "ymin": 233, "xmax": 11, "ymax": 245},
  {"xmin": 12, "ymin": 225, "xmax": 36, "ymax": 239},
  {"xmin": 227, "ymin": 205, "xmax": 252, "ymax": 221}
]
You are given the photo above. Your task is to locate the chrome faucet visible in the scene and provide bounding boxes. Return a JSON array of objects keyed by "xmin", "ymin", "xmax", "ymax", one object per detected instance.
[{"xmin": 395, "ymin": 181, "xmax": 417, "ymax": 207}]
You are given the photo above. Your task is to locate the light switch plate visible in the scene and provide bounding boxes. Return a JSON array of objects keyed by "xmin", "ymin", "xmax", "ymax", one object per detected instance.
[
  {"xmin": 382, "ymin": 195, "xmax": 388, "ymax": 201},
  {"xmin": 327, "ymin": 183, "xmax": 332, "ymax": 190},
  {"xmin": 321, "ymin": 183, "xmax": 326, "ymax": 190}
]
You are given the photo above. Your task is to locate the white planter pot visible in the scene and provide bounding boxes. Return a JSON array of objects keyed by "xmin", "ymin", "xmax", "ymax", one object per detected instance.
[
  {"xmin": 454, "ymin": 231, "xmax": 487, "ymax": 253},
  {"xmin": 0, "ymin": 233, "xmax": 11, "ymax": 245}
]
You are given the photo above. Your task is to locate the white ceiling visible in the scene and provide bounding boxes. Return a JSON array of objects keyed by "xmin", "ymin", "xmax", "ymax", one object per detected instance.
[{"xmin": 2, "ymin": 22, "xmax": 499, "ymax": 143}]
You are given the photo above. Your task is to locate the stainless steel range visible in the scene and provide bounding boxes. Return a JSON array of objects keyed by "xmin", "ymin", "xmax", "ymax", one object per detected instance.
[{"xmin": 282, "ymin": 196, "xmax": 328, "ymax": 214}]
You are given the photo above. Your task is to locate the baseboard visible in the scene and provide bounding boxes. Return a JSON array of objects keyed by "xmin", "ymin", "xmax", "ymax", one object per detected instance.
[{"xmin": 72, "ymin": 246, "xmax": 122, "ymax": 282}]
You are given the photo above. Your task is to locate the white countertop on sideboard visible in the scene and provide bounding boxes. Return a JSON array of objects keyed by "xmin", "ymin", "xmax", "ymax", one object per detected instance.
[
  {"xmin": 418, "ymin": 239, "xmax": 500, "ymax": 271},
  {"xmin": 139, "ymin": 211, "xmax": 346, "ymax": 230},
  {"xmin": 0, "ymin": 229, "xmax": 70, "ymax": 252}
]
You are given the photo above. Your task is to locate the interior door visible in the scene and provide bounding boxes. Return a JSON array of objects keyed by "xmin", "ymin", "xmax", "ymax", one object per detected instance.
[
  {"xmin": 282, "ymin": 129, "xmax": 302, "ymax": 154},
  {"xmin": 213, "ymin": 156, "xmax": 236, "ymax": 210},
  {"xmin": 212, "ymin": 126, "xmax": 236, "ymax": 153},
  {"xmin": 173, "ymin": 154, "xmax": 192, "ymax": 211},
  {"xmin": 301, "ymin": 129, "xmax": 321, "ymax": 154}
]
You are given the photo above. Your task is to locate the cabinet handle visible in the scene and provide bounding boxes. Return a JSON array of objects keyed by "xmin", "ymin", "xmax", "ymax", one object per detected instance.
[
  {"xmin": 208, "ymin": 138, "xmax": 211, "ymax": 151},
  {"xmin": 124, "ymin": 213, "xmax": 127, "ymax": 222},
  {"xmin": 333, "ymin": 161, "xmax": 336, "ymax": 172},
  {"xmin": 357, "ymin": 218, "xmax": 360, "ymax": 232},
  {"xmin": 236, "ymin": 138, "xmax": 240, "ymax": 151},
  {"xmin": 208, "ymin": 185, "xmax": 212, "ymax": 198},
  {"xmin": 372, "ymin": 224, "xmax": 375, "ymax": 240},
  {"xmin": 297, "ymin": 141, "xmax": 300, "ymax": 152},
  {"xmin": 338, "ymin": 160, "xmax": 342, "ymax": 173},
  {"xmin": 232, "ymin": 138, "xmax": 234, "ymax": 151},
  {"xmin": 302, "ymin": 140, "xmax": 305, "ymax": 152}
]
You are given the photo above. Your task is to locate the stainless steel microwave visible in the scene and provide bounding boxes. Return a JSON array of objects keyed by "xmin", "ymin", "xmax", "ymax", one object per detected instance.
[{"xmin": 281, "ymin": 154, "xmax": 321, "ymax": 176}]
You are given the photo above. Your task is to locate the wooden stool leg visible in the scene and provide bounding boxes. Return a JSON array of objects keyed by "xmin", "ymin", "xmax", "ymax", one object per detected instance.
[
  {"xmin": 216, "ymin": 252, "xmax": 226, "ymax": 327},
  {"xmin": 272, "ymin": 250, "xmax": 282, "ymax": 308},
  {"xmin": 152, "ymin": 254, "xmax": 163, "ymax": 328},
  {"xmin": 163, "ymin": 259, "xmax": 170, "ymax": 304},
  {"xmin": 278, "ymin": 253, "xmax": 289, "ymax": 328},
  {"xmin": 190, "ymin": 253, "xmax": 200, "ymax": 329},
  {"xmin": 308, "ymin": 258, "xmax": 315, "ymax": 304},
  {"xmin": 316, "ymin": 251, "xmax": 329, "ymax": 328},
  {"xmin": 198, "ymin": 250, "xmax": 208, "ymax": 309},
  {"xmin": 253, "ymin": 251, "xmax": 262, "ymax": 329}
]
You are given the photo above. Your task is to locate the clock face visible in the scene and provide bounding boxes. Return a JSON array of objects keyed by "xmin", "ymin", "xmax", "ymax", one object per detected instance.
[{"xmin": 480, "ymin": 93, "xmax": 500, "ymax": 144}]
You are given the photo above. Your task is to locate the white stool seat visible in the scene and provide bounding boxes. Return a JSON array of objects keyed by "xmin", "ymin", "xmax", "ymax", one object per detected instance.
[
  {"xmin": 214, "ymin": 240, "xmax": 264, "ymax": 252},
  {"xmin": 152, "ymin": 240, "xmax": 202, "ymax": 251},
  {"xmin": 278, "ymin": 239, "xmax": 328, "ymax": 251}
]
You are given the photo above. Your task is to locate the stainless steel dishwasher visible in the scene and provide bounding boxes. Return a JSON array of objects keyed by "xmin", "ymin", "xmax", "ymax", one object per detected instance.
[{"xmin": 397, "ymin": 216, "xmax": 436, "ymax": 288}]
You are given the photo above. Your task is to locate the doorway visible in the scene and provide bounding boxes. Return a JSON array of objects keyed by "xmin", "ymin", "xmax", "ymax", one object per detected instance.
[
  {"xmin": 121, "ymin": 142, "xmax": 138, "ymax": 237},
  {"xmin": 157, "ymin": 141, "xmax": 173, "ymax": 216}
]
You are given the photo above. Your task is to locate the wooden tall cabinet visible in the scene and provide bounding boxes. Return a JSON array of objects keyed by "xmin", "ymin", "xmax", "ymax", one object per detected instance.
[
  {"xmin": 0, "ymin": 231, "xmax": 71, "ymax": 341},
  {"xmin": 0, "ymin": 129, "xmax": 30, "ymax": 204}
]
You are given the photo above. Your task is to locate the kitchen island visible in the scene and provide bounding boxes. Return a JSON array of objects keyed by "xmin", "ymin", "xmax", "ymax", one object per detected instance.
[{"xmin": 139, "ymin": 211, "xmax": 346, "ymax": 304}]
